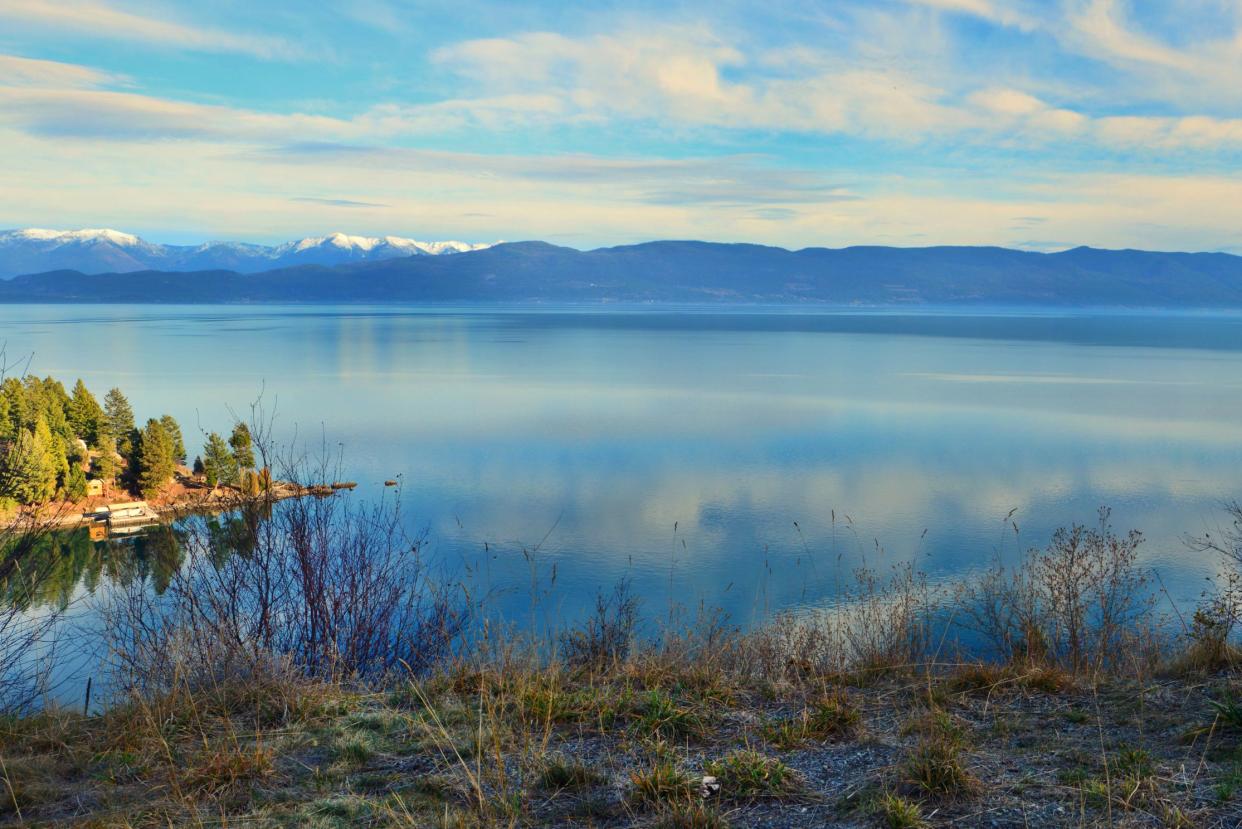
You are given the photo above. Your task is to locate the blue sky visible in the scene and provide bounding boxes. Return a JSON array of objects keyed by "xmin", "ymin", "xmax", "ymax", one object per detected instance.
[{"xmin": 2, "ymin": 0, "xmax": 1242, "ymax": 250}]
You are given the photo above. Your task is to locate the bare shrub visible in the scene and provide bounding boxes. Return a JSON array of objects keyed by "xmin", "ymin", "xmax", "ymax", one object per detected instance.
[
  {"xmin": 559, "ymin": 578, "xmax": 639, "ymax": 669},
  {"xmin": 741, "ymin": 610, "xmax": 844, "ymax": 682},
  {"xmin": 952, "ymin": 556, "xmax": 1039, "ymax": 665},
  {"xmin": 1035, "ymin": 510, "xmax": 1151, "ymax": 672},
  {"xmin": 956, "ymin": 508, "xmax": 1154, "ymax": 676},
  {"xmin": 728, "ymin": 560, "xmax": 942, "ymax": 684},
  {"xmin": 103, "ymin": 420, "xmax": 466, "ymax": 696},
  {"xmin": 0, "ymin": 516, "xmax": 64, "ymax": 713},
  {"xmin": 734, "ymin": 509, "xmax": 1156, "ymax": 684},
  {"xmin": 843, "ymin": 561, "xmax": 939, "ymax": 674},
  {"xmin": 0, "ymin": 346, "xmax": 66, "ymax": 714},
  {"xmin": 1189, "ymin": 501, "xmax": 1242, "ymax": 626}
]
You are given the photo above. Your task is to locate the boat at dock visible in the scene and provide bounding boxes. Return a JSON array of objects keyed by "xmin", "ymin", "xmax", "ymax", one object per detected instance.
[{"xmin": 93, "ymin": 501, "xmax": 161, "ymax": 531}]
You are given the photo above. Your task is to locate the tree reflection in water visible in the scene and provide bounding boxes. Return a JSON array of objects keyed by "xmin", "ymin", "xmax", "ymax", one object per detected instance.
[{"xmin": 0, "ymin": 505, "xmax": 268, "ymax": 613}]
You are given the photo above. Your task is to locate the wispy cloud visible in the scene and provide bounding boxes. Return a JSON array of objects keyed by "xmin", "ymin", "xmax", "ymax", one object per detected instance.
[
  {"xmin": 6, "ymin": 106, "xmax": 1242, "ymax": 253},
  {"xmin": 0, "ymin": 53, "xmax": 124, "ymax": 88},
  {"xmin": 1064, "ymin": 0, "xmax": 1197, "ymax": 71},
  {"xmin": 902, "ymin": 0, "xmax": 1039, "ymax": 31},
  {"xmin": 0, "ymin": 0, "xmax": 301, "ymax": 59},
  {"xmin": 8, "ymin": 29, "xmax": 1242, "ymax": 161},
  {"xmin": 414, "ymin": 25, "xmax": 1242, "ymax": 152},
  {"xmin": 3, "ymin": 2, "xmax": 1242, "ymax": 250},
  {"xmin": 291, "ymin": 196, "xmax": 390, "ymax": 208},
  {"xmin": 0, "ymin": 85, "xmax": 354, "ymax": 141},
  {"xmin": 425, "ymin": 28, "xmax": 961, "ymax": 138},
  {"xmin": 264, "ymin": 143, "xmax": 861, "ymax": 209}
]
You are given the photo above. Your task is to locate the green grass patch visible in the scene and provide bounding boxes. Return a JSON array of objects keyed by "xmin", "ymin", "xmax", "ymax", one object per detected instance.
[{"xmin": 705, "ymin": 750, "xmax": 800, "ymax": 800}]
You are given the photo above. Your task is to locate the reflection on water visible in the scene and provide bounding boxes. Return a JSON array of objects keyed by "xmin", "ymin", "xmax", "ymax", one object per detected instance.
[
  {"xmin": 2, "ymin": 304, "xmax": 1241, "ymax": 640},
  {"xmin": 1, "ymin": 510, "xmax": 267, "ymax": 613},
  {"xmin": 2, "ymin": 526, "xmax": 173, "ymax": 612}
]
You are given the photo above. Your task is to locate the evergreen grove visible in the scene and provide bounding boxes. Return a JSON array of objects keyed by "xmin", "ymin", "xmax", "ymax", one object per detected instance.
[{"xmin": 0, "ymin": 376, "xmax": 257, "ymax": 510}]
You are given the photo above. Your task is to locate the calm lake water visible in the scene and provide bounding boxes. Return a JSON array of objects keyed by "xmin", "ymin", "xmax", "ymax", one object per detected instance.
[{"xmin": 6, "ymin": 304, "xmax": 1242, "ymax": 680}]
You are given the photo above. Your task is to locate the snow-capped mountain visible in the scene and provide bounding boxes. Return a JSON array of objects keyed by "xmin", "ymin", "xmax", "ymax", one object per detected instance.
[
  {"xmin": 0, "ymin": 228, "xmax": 495, "ymax": 279},
  {"xmin": 272, "ymin": 233, "xmax": 490, "ymax": 266}
]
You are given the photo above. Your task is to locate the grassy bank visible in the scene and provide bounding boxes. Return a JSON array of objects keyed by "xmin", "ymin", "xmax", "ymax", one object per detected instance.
[
  {"xmin": 4, "ymin": 499, "xmax": 1242, "ymax": 827},
  {"xmin": 3, "ymin": 634, "xmax": 1242, "ymax": 827}
]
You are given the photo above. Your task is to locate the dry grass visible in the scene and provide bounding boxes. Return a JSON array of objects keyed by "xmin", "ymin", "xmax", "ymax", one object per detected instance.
[
  {"xmin": 704, "ymin": 749, "xmax": 801, "ymax": 801},
  {"xmin": 5, "ymin": 508, "xmax": 1242, "ymax": 826},
  {"xmin": 2, "ymin": 647, "xmax": 1241, "ymax": 827},
  {"xmin": 900, "ymin": 736, "xmax": 980, "ymax": 799},
  {"xmin": 630, "ymin": 757, "xmax": 697, "ymax": 808}
]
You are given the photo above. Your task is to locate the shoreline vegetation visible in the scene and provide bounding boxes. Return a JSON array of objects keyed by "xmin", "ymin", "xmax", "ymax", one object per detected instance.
[
  {"xmin": 4, "ymin": 376, "xmax": 1242, "ymax": 827},
  {"xmin": 0, "ymin": 369, "xmax": 340, "ymax": 536},
  {"xmin": 3, "ymin": 483, "xmax": 1242, "ymax": 827}
]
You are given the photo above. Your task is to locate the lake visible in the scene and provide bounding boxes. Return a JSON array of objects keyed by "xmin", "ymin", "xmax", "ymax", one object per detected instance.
[{"xmin": 5, "ymin": 304, "xmax": 1242, "ymax": 686}]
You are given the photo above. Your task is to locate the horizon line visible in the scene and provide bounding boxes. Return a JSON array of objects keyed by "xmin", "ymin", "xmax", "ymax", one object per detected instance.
[{"xmin": 4, "ymin": 227, "xmax": 1242, "ymax": 258}]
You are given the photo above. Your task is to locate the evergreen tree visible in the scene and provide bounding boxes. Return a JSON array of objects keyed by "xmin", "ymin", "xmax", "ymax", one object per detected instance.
[
  {"xmin": 68, "ymin": 379, "xmax": 105, "ymax": 446},
  {"xmin": 38, "ymin": 377, "xmax": 74, "ymax": 446},
  {"xmin": 192, "ymin": 456, "xmax": 205, "ymax": 476},
  {"xmin": 0, "ymin": 429, "xmax": 43, "ymax": 504},
  {"xmin": 202, "ymin": 432, "xmax": 235, "ymax": 488},
  {"xmin": 137, "ymin": 418, "xmax": 175, "ymax": 499},
  {"xmin": 0, "ymin": 386, "xmax": 12, "ymax": 441},
  {"xmin": 93, "ymin": 434, "xmax": 120, "ymax": 492},
  {"xmin": 3, "ymin": 377, "xmax": 34, "ymax": 434},
  {"xmin": 0, "ymin": 423, "xmax": 58, "ymax": 504},
  {"xmin": 64, "ymin": 464, "xmax": 88, "ymax": 501},
  {"xmin": 159, "ymin": 414, "xmax": 186, "ymax": 465},
  {"xmin": 32, "ymin": 416, "xmax": 66, "ymax": 500},
  {"xmin": 103, "ymin": 388, "xmax": 135, "ymax": 456},
  {"xmin": 229, "ymin": 423, "xmax": 255, "ymax": 471}
]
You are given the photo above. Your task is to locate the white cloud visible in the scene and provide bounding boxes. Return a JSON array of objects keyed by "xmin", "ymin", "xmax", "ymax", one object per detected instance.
[
  {"xmin": 1054, "ymin": 0, "xmax": 1242, "ymax": 111},
  {"xmin": 421, "ymin": 27, "xmax": 1242, "ymax": 152},
  {"xmin": 0, "ymin": 86, "xmax": 356, "ymax": 141},
  {"xmin": 0, "ymin": 53, "xmax": 123, "ymax": 88},
  {"xmin": 8, "ymin": 35, "xmax": 1242, "ymax": 159},
  {"xmin": 968, "ymin": 88, "xmax": 1088, "ymax": 137},
  {"xmin": 902, "ymin": 0, "xmax": 1039, "ymax": 31},
  {"xmin": 5, "ymin": 101, "xmax": 1242, "ymax": 254},
  {"xmin": 0, "ymin": 0, "xmax": 301, "ymax": 59},
  {"xmin": 1065, "ymin": 0, "xmax": 1197, "ymax": 71},
  {"xmin": 427, "ymin": 28, "xmax": 963, "ymax": 137},
  {"xmin": 4, "ymin": 8, "xmax": 1242, "ymax": 250}
]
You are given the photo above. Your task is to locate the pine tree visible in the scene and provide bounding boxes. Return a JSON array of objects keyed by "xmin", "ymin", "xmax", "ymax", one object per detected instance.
[
  {"xmin": 64, "ymin": 464, "xmax": 88, "ymax": 501},
  {"xmin": 33, "ymin": 416, "xmax": 66, "ymax": 501},
  {"xmin": 0, "ymin": 421, "xmax": 59, "ymax": 505},
  {"xmin": 159, "ymin": 414, "xmax": 186, "ymax": 465},
  {"xmin": 202, "ymin": 432, "xmax": 235, "ymax": 488},
  {"xmin": 103, "ymin": 388, "xmax": 135, "ymax": 456},
  {"xmin": 137, "ymin": 418, "xmax": 175, "ymax": 499},
  {"xmin": 68, "ymin": 379, "xmax": 105, "ymax": 446},
  {"xmin": 93, "ymin": 434, "xmax": 120, "ymax": 492},
  {"xmin": 0, "ymin": 387, "xmax": 12, "ymax": 442},
  {"xmin": 26, "ymin": 380, "xmax": 72, "ymax": 459},
  {"xmin": 0, "ymin": 429, "xmax": 43, "ymax": 504},
  {"xmin": 229, "ymin": 423, "xmax": 255, "ymax": 471},
  {"xmin": 3, "ymin": 377, "xmax": 34, "ymax": 434}
]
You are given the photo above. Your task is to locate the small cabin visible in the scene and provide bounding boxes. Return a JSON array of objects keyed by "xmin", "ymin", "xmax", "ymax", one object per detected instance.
[{"xmin": 86, "ymin": 479, "xmax": 104, "ymax": 497}]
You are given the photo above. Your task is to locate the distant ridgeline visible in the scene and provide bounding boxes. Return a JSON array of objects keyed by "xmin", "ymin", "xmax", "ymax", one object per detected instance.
[
  {"xmin": 0, "ymin": 376, "xmax": 256, "ymax": 513},
  {"xmin": 3, "ymin": 241, "xmax": 1242, "ymax": 306}
]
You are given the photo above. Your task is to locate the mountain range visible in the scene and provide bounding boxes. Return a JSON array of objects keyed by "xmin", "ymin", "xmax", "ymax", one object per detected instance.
[
  {"xmin": 0, "ymin": 228, "xmax": 493, "ymax": 280},
  {"xmin": 2, "ymin": 231, "xmax": 1242, "ymax": 307}
]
